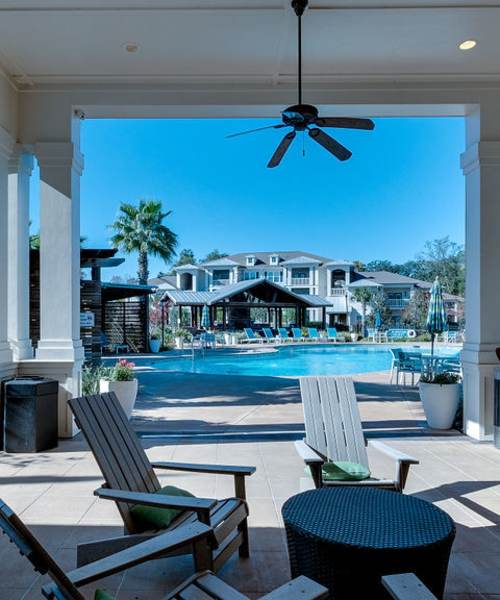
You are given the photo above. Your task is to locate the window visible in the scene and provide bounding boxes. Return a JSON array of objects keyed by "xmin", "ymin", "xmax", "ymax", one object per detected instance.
[
  {"xmin": 291, "ymin": 268, "xmax": 310, "ymax": 279},
  {"xmin": 243, "ymin": 271, "xmax": 259, "ymax": 280},
  {"xmin": 291, "ymin": 288, "xmax": 309, "ymax": 295},
  {"xmin": 266, "ymin": 271, "xmax": 283, "ymax": 283},
  {"xmin": 246, "ymin": 255, "xmax": 255, "ymax": 266},
  {"xmin": 270, "ymin": 255, "xmax": 279, "ymax": 265},
  {"xmin": 212, "ymin": 269, "xmax": 230, "ymax": 283}
]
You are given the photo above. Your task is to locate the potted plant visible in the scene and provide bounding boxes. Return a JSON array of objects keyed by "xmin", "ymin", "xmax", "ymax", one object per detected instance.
[
  {"xmin": 149, "ymin": 332, "xmax": 161, "ymax": 353},
  {"xmin": 174, "ymin": 328, "xmax": 192, "ymax": 349},
  {"xmin": 419, "ymin": 371, "xmax": 461, "ymax": 429},
  {"xmin": 351, "ymin": 332, "xmax": 359, "ymax": 343},
  {"xmin": 100, "ymin": 359, "xmax": 138, "ymax": 419}
]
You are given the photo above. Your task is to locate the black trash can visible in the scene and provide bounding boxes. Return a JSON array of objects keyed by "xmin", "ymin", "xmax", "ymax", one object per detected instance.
[
  {"xmin": 495, "ymin": 370, "xmax": 500, "ymax": 449},
  {"xmin": 3, "ymin": 377, "xmax": 58, "ymax": 453}
]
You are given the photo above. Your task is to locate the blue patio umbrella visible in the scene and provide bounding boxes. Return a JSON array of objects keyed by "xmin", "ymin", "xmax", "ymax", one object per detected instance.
[
  {"xmin": 426, "ymin": 277, "xmax": 448, "ymax": 361},
  {"xmin": 201, "ymin": 304, "xmax": 211, "ymax": 329},
  {"xmin": 375, "ymin": 311, "xmax": 382, "ymax": 329}
]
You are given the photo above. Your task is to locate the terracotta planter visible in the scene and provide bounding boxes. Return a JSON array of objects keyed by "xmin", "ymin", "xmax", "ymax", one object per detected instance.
[
  {"xmin": 149, "ymin": 338, "xmax": 161, "ymax": 353},
  {"xmin": 419, "ymin": 382, "xmax": 460, "ymax": 429},
  {"xmin": 100, "ymin": 378, "xmax": 138, "ymax": 420}
]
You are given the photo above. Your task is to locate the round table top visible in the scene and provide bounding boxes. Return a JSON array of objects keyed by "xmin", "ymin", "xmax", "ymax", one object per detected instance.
[{"xmin": 282, "ymin": 488, "xmax": 455, "ymax": 550}]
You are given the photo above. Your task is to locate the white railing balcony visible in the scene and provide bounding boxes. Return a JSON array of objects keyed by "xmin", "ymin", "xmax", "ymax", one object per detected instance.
[
  {"xmin": 291, "ymin": 277, "xmax": 310, "ymax": 285},
  {"xmin": 212, "ymin": 278, "xmax": 230, "ymax": 286},
  {"xmin": 329, "ymin": 288, "xmax": 346, "ymax": 296},
  {"xmin": 387, "ymin": 299, "xmax": 407, "ymax": 309}
]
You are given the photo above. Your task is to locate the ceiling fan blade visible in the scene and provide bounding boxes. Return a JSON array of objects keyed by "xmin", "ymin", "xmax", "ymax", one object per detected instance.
[
  {"xmin": 309, "ymin": 127, "xmax": 352, "ymax": 161},
  {"xmin": 267, "ymin": 131, "xmax": 296, "ymax": 168},
  {"xmin": 315, "ymin": 117, "xmax": 375, "ymax": 131},
  {"xmin": 226, "ymin": 123, "xmax": 286, "ymax": 139}
]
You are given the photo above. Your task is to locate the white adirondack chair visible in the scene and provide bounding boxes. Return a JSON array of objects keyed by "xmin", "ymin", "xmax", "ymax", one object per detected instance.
[{"xmin": 295, "ymin": 376, "xmax": 419, "ymax": 491}]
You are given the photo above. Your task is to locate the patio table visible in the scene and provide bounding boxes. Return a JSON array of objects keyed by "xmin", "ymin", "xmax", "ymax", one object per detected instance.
[{"xmin": 282, "ymin": 487, "xmax": 455, "ymax": 600}]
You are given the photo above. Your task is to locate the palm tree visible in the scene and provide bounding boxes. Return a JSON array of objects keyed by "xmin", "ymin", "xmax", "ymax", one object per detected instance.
[
  {"xmin": 110, "ymin": 199, "xmax": 178, "ymax": 285},
  {"xmin": 352, "ymin": 287, "xmax": 373, "ymax": 334}
]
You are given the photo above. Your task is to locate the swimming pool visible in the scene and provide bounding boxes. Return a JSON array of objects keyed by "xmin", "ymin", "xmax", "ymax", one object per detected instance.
[{"xmin": 145, "ymin": 344, "xmax": 458, "ymax": 378}]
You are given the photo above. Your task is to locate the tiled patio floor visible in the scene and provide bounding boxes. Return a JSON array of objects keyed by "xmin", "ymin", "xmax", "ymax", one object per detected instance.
[{"xmin": 1, "ymin": 371, "xmax": 500, "ymax": 599}]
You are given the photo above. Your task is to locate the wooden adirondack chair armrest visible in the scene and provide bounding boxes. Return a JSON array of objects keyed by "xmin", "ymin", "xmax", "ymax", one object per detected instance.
[
  {"xmin": 294, "ymin": 440, "xmax": 324, "ymax": 464},
  {"xmin": 65, "ymin": 522, "xmax": 212, "ymax": 588},
  {"xmin": 151, "ymin": 461, "xmax": 256, "ymax": 476},
  {"xmin": 151, "ymin": 462, "xmax": 256, "ymax": 501},
  {"xmin": 94, "ymin": 487, "xmax": 216, "ymax": 523},
  {"xmin": 369, "ymin": 441, "xmax": 419, "ymax": 492},
  {"xmin": 294, "ymin": 440, "xmax": 324, "ymax": 488},
  {"xmin": 260, "ymin": 576, "xmax": 329, "ymax": 600},
  {"xmin": 382, "ymin": 573, "xmax": 438, "ymax": 600}
]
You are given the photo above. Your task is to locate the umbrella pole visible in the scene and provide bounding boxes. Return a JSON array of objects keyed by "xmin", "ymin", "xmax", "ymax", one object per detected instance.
[{"xmin": 431, "ymin": 333, "xmax": 435, "ymax": 377}]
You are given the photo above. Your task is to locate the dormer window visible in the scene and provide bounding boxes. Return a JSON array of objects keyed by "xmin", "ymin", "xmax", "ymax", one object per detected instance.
[
  {"xmin": 246, "ymin": 255, "xmax": 255, "ymax": 266},
  {"xmin": 270, "ymin": 255, "xmax": 279, "ymax": 265}
]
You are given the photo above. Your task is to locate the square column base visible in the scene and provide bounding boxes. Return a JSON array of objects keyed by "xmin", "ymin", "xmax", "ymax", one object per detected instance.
[
  {"xmin": 17, "ymin": 358, "xmax": 83, "ymax": 438},
  {"xmin": 462, "ymin": 343, "xmax": 498, "ymax": 441},
  {"xmin": 9, "ymin": 338, "xmax": 33, "ymax": 361}
]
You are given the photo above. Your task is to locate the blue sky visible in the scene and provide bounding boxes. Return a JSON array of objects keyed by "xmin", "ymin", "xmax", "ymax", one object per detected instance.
[{"xmin": 30, "ymin": 117, "xmax": 465, "ymax": 279}]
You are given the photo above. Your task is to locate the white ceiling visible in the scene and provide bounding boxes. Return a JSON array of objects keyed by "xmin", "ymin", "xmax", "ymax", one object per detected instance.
[{"xmin": 0, "ymin": 1, "xmax": 499, "ymax": 89}]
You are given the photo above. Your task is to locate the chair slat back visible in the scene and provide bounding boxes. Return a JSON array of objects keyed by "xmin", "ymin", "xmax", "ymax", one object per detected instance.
[
  {"xmin": 0, "ymin": 500, "xmax": 84, "ymax": 600},
  {"xmin": 69, "ymin": 393, "xmax": 160, "ymax": 532},
  {"xmin": 300, "ymin": 376, "xmax": 369, "ymax": 467}
]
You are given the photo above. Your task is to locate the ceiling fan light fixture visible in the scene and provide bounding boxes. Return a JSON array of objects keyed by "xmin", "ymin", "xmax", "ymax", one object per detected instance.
[
  {"xmin": 123, "ymin": 42, "xmax": 140, "ymax": 53},
  {"xmin": 458, "ymin": 39, "xmax": 477, "ymax": 51}
]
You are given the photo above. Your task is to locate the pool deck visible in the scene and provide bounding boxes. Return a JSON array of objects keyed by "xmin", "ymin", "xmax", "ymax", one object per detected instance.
[{"xmin": 3, "ymin": 368, "xmax": 500, "ymax": 599}]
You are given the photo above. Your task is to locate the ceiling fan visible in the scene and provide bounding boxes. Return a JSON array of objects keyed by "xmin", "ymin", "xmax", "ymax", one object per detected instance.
[{"xmin": 227, "ymin": 0, "xmax": 375, "ymax": 168}]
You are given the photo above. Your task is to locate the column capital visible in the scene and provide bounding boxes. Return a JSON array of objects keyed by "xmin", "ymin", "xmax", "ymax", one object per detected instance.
[
  {"xmin": 0, "ymin": 125, "xmax": 15, "ymax": 160},
  {"xmin": 35, "ymin": 141, "xmax": 84, "ymax": 176},
  {"xmin": 460, "ymin": 141, "xmax": 500, "ymax": 176},
  {"xmin": 8, "ymin": 145, "xmax": 34, "ymax": 176}
]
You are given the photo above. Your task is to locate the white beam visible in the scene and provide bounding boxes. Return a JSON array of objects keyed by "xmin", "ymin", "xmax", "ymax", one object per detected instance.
[
  {"xmin": 35, "ymin": 141, "xmax": 84, "ymax": 363},
  {"xmin": 8, "ymin": 146, "xmax": 34, "ymax": 360},
  {"xmin": 0, "ymin": 126, "xmax": 13, "ymax": 367}
]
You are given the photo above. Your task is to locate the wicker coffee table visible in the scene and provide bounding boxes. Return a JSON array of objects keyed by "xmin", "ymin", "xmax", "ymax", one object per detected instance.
[{"xmin": 282, "ymin": 487, "xmax": 455, "ymax": 600}]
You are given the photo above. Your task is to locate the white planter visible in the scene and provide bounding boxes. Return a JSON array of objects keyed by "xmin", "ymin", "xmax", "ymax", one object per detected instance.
[
  {"xmin": 175, "ymin": 337, "xmax": 184, "ymax": 349},
  {"xmin": 224, "ymin": 333, "xmax": 237, "ymax": 345},
  {"xmin": 419, "ymin": 382, "xmax": 460, "ymax": 430},
  {"xmin": 351, "ymin": 333, "xmax": 358, "ymax": 342},
  {"xmin": 149, "ymin": 338, "xmax": 161, "ymax": 353},
  {"xmin": 100, "ymin": 378, "xmax": 138, "ymax": 420}
]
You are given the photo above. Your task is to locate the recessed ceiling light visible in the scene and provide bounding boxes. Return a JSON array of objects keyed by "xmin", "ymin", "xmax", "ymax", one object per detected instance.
[
  {"xmin": 123, "ymin": 43, "xmax": 139, "ymax": 53},
  {"xmin": 459, "ymin": 40, "xmax": 477, "ymax": 51}
]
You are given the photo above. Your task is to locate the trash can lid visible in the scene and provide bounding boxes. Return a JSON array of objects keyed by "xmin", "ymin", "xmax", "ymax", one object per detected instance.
[{"xmin": 4, "ymin": 378, "xmax": 59, "ymax": 397}]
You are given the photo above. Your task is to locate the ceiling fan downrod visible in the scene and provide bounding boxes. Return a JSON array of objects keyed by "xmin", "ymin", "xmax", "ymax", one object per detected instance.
[{"xmin": 292, "ymin": 0, "xmax": 308, "ymax": 105}]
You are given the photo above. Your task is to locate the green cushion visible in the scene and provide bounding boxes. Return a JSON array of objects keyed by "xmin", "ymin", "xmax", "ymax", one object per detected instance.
[
  {"xmin": 130, "ymin": 485, "xmax": 195, "ymax": 531},
  {"xmin": 95, "ymin": 590, "xmax": 115, "ymax": 600},
  {"xmin": 322, "ymin": 461, "xmax": 371, "ymax": 481}
]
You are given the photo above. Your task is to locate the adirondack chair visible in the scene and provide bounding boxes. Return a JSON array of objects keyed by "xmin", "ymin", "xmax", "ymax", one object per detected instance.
[
  {"xmin": 383, "ymin": 574, "xmax": 438, "ymax": 600},
  {"xmin": 69, "ymin": 392, "xmax": 256, "ymax": 570},
  {"xmin": 0, "ymin": 499, "xmax": 212, "ymax": 599},
  {"xmin": 0, "ymin": 500, "xmax": 328, "ymax": 600},
  {"xmin": 166, "ymin": 572, "xmax": 328, "ymax": 600},
  {"xmin": 295, "ymin": 376, "xmax": 419, "ymax": 491}
]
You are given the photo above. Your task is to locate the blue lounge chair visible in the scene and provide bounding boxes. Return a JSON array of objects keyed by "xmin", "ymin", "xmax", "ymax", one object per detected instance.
[
  {"xmin": 262, "ymin": 327, "xmax": 277, "ymax": 343},
  {"xmin": 326, "ymin": 327, "xmax": 337, "ymax": 342},
  {"xmin": 278, "ymin": 327, "xmax": 291, "ymax": 342},
  {"xmin": 307, "ymin": 327, "xmax": 320, "ymax": 342},
  {"xmin": 292, "ymin": 328, "xmax": 304, "ymax": 342},
  {"xmin": 242, "ymin": 328, "xmax": 262, "ymax": 344}
]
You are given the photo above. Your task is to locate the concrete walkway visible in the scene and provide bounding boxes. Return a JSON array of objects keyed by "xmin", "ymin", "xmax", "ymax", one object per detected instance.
[{"xmin": 0, "ymin": 371, "xmax": 499, "ymax": 599}]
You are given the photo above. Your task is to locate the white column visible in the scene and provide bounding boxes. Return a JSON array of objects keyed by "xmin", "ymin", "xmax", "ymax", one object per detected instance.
[
  {"xmin": 0, "ymin": 127, "xmax": 13, "ymax": 367},
  {"xmin": 35, "ymin": 142, "xmax": 84, "ymax": 363},
  {"xmin": 8, "ymin": 148, "xmax": 34, "ymax": 360},
  {"xmin": 461, "ymin": 140, "xmax": 500, "ymax": 440}
]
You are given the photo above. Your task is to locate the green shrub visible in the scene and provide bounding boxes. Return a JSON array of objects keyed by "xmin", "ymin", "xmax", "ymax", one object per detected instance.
[
  {"xmin": 82, "ymin": 365, "xmax": 112, "ymax": 395},
  {"xmin": 420, "ymin": 371, "xmax": 461, "ymax": 385}
]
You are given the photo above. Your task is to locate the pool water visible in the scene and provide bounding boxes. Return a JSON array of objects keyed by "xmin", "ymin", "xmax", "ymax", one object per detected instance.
[{"xmin": 147, "ymin": 344, "xmax": 435, "ymax": 377}]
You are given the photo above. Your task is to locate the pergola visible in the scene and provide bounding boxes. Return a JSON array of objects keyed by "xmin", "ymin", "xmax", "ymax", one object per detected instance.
[
  {"xmin": 162, "ymin": 279, "xmax": 331, "ymax": 329},
  {"xmin": 0, "ymin": 1, "xmax": 498, "ymax": 441}
]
